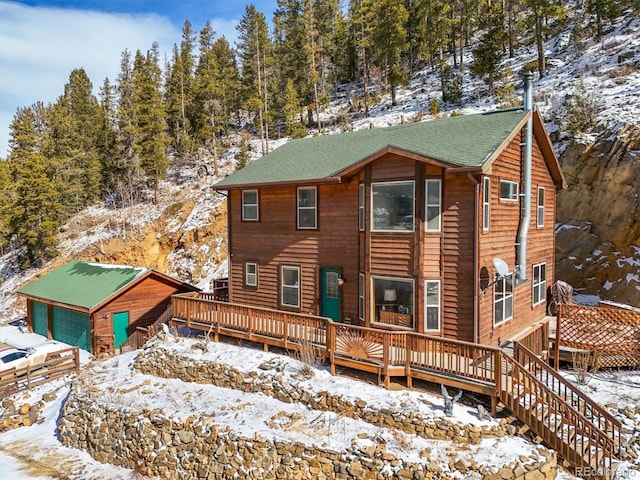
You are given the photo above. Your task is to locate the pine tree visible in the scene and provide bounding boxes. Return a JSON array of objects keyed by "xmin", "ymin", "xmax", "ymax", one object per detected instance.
[
  {"xmin": 194, "ymin": 24, "xmax": 240, "ymax": 176},
  {"xmin": 522, "ymin": 0, "xmax": 566, "ymax": 77},
  {"xmin": 133, "ymin": 45, "xmax": 169, "ymax": 204},
  {"xmin": 586, "ymin": 0, "xmax": 620, "ymax": 39},
  {"xmin": 98, "ymin": 77, "xmax": 118, "ymax": 194},
  {"xmin": 371, "ymin": 0, "xmax": 409, "ymax": 106},
  {"xmin": 496, "ymin": 64, "xmax": 519, "ymax": 107},
  {"xmin": 7, "ymin": 106, "xmax": 63, "ymax": 267},
  {"xmin": 165, "ymin": 20, "xmax": 196, "ymax": 155},
  {"xmin": 348, "ymin": 0, "xmax": 375, "ymax": 116},
  {"xmin": 115, "ymin": 49, "xmax": 145, "ymax": 207},
  {"xmin": 236, "ymin": 5, "xmax": 273, "ymax": 154},
  {"xmin": 282, "ymin": 79, "xmax": 307, "ymax": 138},
  {"xmin": 48, "ymin": 68, "xmax": 103, "ymax": 214}
]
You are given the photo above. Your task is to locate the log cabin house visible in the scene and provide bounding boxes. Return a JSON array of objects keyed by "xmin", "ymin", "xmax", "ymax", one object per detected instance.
[
  {"xmin": 18, "ymin": 260, "xmax": 199, "ymax": 354},
  {"xmin": 213, "ymin": 78, "xmax": 566, "ymax": 347}
]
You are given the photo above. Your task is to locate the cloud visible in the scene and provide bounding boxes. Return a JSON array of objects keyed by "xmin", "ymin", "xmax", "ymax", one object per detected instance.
[{"xmin": 0, "ymin": 1, "xmax": 183, "ymax": 157}]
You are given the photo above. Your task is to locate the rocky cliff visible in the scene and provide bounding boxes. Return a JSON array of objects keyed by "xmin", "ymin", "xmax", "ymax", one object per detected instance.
[{"xmin": 556, "ymin": 123, "xmax": 640, "ymax": 306}]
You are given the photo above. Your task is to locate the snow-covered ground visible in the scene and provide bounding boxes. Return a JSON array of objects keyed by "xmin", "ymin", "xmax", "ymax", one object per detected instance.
[{"xmin": 1, "ymin": 323, "xmax": 639, "ymax": 479}]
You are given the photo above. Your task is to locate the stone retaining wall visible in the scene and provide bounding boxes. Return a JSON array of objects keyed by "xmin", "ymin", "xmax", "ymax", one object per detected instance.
[
  {"xmin": 57, "ymin": 344, "xmax": 558, "ymax": 479},
  {"xmin": 135, "ymin": 346, "xmax": 505, "ymax": 443},
  {"xmin": 59, "ymin": 387, "xmax": 557, "ymax": 480}
]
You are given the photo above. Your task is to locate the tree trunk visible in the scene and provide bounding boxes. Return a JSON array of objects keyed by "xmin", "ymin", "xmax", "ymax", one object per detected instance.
[{"xmin": 534, "ymin": 11, "xmax": 546, "ymax": 77}]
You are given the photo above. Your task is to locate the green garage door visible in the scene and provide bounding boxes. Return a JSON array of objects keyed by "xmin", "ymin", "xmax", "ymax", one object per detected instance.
[
  {"xmin": 33, "ymin": 301, "xmax": 48, "ymax": 337},
  {"xmin": 52, "ymin": 306, "xmax": 90, "ymax": 351}
]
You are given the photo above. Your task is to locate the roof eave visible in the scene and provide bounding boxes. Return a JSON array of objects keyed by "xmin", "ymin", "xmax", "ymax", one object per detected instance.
[
  {"xmin": 212, "ymin": 176, "xmax": 343, "ymax": 191},
  {"xmin": 533, "ymin": 107, "xmax": 567, "ymax": 189}
]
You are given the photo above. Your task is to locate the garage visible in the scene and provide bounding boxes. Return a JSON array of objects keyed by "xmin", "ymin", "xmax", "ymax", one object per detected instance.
[{"xmin": 17, "ymin": 260, "xmax": 198, "ymax": 355}]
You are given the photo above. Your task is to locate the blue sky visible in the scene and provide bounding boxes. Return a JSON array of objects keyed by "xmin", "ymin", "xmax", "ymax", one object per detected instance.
[{"xmin": 0, "ymin": 0, "xmax": 279, "ymax": 157}]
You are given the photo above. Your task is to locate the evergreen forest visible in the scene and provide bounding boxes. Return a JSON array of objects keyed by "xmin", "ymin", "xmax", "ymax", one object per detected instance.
[{"xmin": 0, "ymin": 0, "xmax": 636, "ymax": 269}]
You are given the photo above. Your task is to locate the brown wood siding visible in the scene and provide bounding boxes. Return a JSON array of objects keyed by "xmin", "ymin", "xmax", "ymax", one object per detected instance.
[
  {"xmin": 442, "ymin": 173, "xmax": 476, "ymax": 342},
  {"xmin": 478, "ymin": 132, "xmax": 557, "ymax": 345},
  {"xmin": 369, "ymin": 236, "xmax": 414, "ymax": 275},
  {"xmin": 229, "ymin": 178, "xmax": 360, "ymax": 319},
  {"xmin": 92, "ymin": 275, "xmax": 196, "ymax": 342},
  {"xmin": 370, "ymin": 155, "xmax": 415, "ymax": 181}
]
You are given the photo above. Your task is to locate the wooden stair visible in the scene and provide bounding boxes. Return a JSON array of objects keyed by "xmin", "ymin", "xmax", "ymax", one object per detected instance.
[{"xmin": 499, "ymin": 342, "xmax": 621, "ymax": 479}]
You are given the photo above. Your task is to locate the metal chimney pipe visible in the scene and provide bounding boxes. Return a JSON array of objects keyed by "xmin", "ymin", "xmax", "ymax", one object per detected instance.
[{"xmin": 516, "ymin": 71, "xmax": 534, "ymax": 283}]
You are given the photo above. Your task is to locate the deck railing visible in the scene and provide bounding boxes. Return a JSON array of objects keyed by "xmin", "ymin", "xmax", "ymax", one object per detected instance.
[
  {"xmin": 501, "ymin": 346, "xmax": 619, "ymax": 476},
  {"xmin": 513, "ymin": 342, "xmax": 621, "ymax": 444},
  {"xmin": 171, "ymin": 293, "xmax": 327, "ymax": 353},
  {"xmin": 119, "ymin": 305, "xmax": 173, "ymax": 353},
  {"xmin": 169, "ymin": 294, "xmax": 621, "ymax": 476}
]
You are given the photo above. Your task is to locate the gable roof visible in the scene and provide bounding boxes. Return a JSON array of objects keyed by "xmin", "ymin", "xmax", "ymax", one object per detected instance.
[
  {"xmin": 17, "ymin": 260, "xmax": 197, "ymax": 311},
  {"xmin": 214, "ymin": 108, "xmax": 531, "ymax": 189}
]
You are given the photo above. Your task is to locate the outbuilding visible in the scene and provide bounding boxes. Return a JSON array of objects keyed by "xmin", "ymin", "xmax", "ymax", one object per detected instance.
[{"xmin": 17, "ymin": 260, "xmax": 199, "ymax": 354}]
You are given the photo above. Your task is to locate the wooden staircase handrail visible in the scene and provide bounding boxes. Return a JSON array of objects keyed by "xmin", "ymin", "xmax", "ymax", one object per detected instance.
[
  {"xmin": 500, "ymin": 351, "xmax": 618, "ymax": 471},
  {"xmin": 513, "ymin": 341, "xmax": 621, "ymax": 442}
]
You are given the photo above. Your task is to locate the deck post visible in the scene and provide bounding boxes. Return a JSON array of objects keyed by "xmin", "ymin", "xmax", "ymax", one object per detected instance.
[
  {"xmin": 214, "ymin": 302, "xmax": 220, "ymax": 342},
  {"xmin": 554, "ymin": 305, "xmax": 562, "ymax": 371},
  {"xmin": 494, "ymin": 350, "xmax": 502, "ymax": 416}
]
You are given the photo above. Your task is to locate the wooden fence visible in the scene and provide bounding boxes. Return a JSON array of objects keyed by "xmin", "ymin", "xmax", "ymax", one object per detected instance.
[
  {"xmin": 0, "ymin": 347, "xmax": 80, "ymax": 397},
  {"xmin": 120, "ymin": 306, "xmax": 174, "ymax": 353},
  {"xmin": 555, "ymin": 304, "xmax": 640, "ymax": 368}
]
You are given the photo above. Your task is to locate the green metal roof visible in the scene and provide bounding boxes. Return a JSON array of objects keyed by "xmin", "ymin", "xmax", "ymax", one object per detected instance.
[
  {"xmin": 17, "ymin": 260, "xmax": 148, "ymax": 310},
  {"xmin": 215, "ymin": 108, "xmax": 529, "ymax": 188}
]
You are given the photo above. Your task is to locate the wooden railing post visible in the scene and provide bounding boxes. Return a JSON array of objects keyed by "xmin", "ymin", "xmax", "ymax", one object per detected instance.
[{"xmin": 554, "ymin": 304, "xmax": 562, "ymax": 370}]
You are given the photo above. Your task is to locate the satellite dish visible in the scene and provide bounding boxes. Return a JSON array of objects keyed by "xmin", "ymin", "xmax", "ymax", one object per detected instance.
[{"xmin": 493, "ymin": 258, "xmax": 510, "ymax": 278}]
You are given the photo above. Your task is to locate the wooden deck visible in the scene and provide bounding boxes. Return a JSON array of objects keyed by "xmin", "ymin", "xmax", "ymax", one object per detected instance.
[{"xmin": 168, "ymin": 293, "xmax": 621, "ymax": 477}]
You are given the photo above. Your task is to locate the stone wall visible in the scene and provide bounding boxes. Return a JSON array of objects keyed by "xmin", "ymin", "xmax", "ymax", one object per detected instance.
[
  {"xmin": 135, "ymin": 346, "xmax": 505, "ymax": 443},
  {"xmin": 59, "ymin": 385, "xmax": 557, "ymax": 480},
  {"xmin": 57, "ymin": 344, "xmax": 558, "ymax": 479}
]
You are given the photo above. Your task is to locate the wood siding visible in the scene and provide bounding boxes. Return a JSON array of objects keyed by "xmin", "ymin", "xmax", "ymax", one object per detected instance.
[
  {"xmin": 229, "ymin": 178, "xmax": 360, "ymax": 321},
  {"xmin": 442, "ymin": 173, "xmax": 476, "ymax": 342},
  {"xmin": 477, "ymin": 132, "xmax": 556, "ymax": 345},
  {"xmin": 92, "ymin": 275, "xmax": 196, "ymax": 352},
  {"xmin": 227, "ymin": 130, "xmax": 558, "ymax": 345}
]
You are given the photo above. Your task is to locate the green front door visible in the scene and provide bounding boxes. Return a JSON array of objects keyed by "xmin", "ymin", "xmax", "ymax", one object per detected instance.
[
  {"xmin": 33, "ymin": 301, "xmax": 48, "ymax": 337},
  {"xmin": 113, "ymin": 312, "xmax": 129, "ymax": 350},
  {"xmin": 320, "ymin": 268, "xmax": 341, "ymax": 322}
]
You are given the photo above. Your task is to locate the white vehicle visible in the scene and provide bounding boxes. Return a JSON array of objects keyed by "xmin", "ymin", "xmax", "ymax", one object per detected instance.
[{"xmin": 0, "ymin": 340, "xmax": 70, "ymax": 373}]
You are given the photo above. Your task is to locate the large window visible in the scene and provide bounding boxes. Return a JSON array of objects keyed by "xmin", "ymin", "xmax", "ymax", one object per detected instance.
[
  {"xmin": 358, "ymin": 183, "xmax": 365, "ymax": 231},
  {"xmin": 483, "ymin": 177, "xmax": 490, "ymax": 231},
  {"xmin": 494, "ymin": 274, "xmax": 514, "ymax": 325},
  {"xmin": 372, "ymin": 276, "xmax": 414, "ymax": 328},
  {"xmin": 297, "ymin": 187, "xmax": 317, "ymax": 229},
  {"xmin": 425, "ymin": 179, "xmax": 441, "ymax": 232},
  {"xmin": 500, "ymin": 180, "xmax": 519, "ymax": 201},
  {"xmin": 358, "ymin": 273, "xmax": 365, "ymax": 321},
  {"xmin": 537, "ymin": 187, "xmax": 545, "ymax": 227},
  {"xmin": 533, "ymin": 263, "xmax": 546, "ymax": 306},
  {"xmin": 245, "ymin": 262, "xmax": 257, "ymax": 287},
  {"xmin": 371, "ymin": 181, "xmax": 414, "ymax": 231},
  {"xmin": 281, "ymin": 265, "xmax": 301, "ymax": 308},
  {"xmin": 424, "ymin": 280, "xmax": 440, "ymax": 331},
  {"xmin": 242, "ymin": 190, "xmax": 259, "ymax": 221}
]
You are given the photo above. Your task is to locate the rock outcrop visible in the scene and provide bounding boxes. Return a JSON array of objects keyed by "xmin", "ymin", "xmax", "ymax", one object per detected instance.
[{"xmin": 556, "ymin": 123, "xmax": 640, "ymax": 306}]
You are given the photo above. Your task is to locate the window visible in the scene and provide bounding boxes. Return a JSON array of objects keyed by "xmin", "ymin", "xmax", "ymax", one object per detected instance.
[
  {"xmin": 494, "ymin": 274, "xmax": 514, "ymax": 325},
  {"xmin": 371, "ymin": 181, "xmax": 414, "ymax": 231},
  {"xmin": 500, "ymin": 180, "xmax": 519, "ymax": 201},
  {"xmin": 424, "ymin": 280, "xmax": 440, "ymax": 331},
  {"xmin": 533, "ymin": 263, "xmax": 546, "ymax": 306},
  {"xmin": 245, "ymin": 262, "xmax": 257, "ymax": 287},
  {"xmin": 537, "ymin": 187, "xmax": 545, "ymax": 227},
  {"xmin": 281, "ymin": 265, "xmax": 300, "ymax": 308},
  {"xmin": 483, "ymin": 177, "xmax": 490, "ymax": 231},
  {"xmin": 425, "ymin": 179, "xmax": 441, "ymax": 232},
  {"xmin": 372, "ymin": 276, "xmax": 414, "ymax": 328},
  {"xmin": 358, "ymin": 273, "xmax": 365, "ymax": 321},
  {"xmin": 358, "ymin": 183, "xmax": 365, "ymax": 231},
  {"xmin": 297, "ymin": 187, "xmax": 317, "ymax": 229},
  {"xmin": 242, "ymin": 190, "xmax": 259, "ymax": 221}
]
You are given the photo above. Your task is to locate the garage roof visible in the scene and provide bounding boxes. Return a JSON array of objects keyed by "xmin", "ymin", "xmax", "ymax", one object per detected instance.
[{"xmin": 17, "ymin": 260, "xmax": 191, "ymax": 311}]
